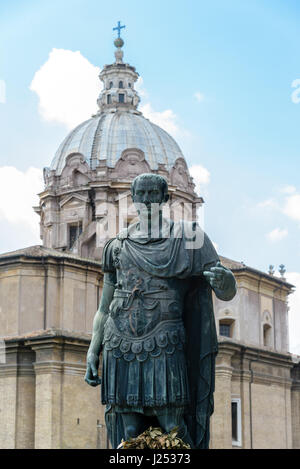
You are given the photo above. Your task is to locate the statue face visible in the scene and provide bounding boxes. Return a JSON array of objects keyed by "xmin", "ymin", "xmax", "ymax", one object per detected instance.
[{"xmin": 132, "ymin": 178, "xmax": 167, "ymax": 215}]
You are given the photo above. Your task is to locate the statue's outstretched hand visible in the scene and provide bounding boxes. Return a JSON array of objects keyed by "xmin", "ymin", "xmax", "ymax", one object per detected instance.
[
  {"xmin": 203, "ymin": 261, "xmax": 236, "ymax": 301},
  {"xmin": 203, "ymin": 261, "xmax": 229, "ymax": 290},
  {"xmin": 85, "ymin": 352, "xmax": 102, "ymax": 387}
]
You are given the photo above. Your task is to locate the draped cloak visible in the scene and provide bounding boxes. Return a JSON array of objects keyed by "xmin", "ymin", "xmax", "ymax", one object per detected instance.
[{"xmin": 102, "ymin": 220, "xmax": 219, "ymax": 449}]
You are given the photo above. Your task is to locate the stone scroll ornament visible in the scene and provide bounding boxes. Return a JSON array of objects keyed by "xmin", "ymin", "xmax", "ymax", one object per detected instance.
[{"xmin": 85, "ymin": 173, "xmax": 237, "ymax": 449}]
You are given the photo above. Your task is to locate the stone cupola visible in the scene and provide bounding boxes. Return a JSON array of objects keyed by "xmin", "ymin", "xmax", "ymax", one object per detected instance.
[{"xmin": 97, "ymin": 36, "xmax": 140, "ymax": 113}]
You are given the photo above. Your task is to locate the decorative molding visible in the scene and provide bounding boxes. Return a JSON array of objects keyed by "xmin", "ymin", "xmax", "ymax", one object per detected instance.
[
  {"xmin": 112, "ymin": 148, "xmax": 151, "ymax": 179},
  {"xmin": 59, "ymin": 193, "xmax": 88, "ymax": 208}
]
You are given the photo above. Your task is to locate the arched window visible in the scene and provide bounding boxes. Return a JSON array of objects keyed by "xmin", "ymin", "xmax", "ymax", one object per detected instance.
[
  {"xmin": 262, "ymin": 310, "xmax": 273, "ymax": 347},
  {"xmin": 128, "ymin": 82, "xmax": 131, "ymax": 88},
  {"xmin": 263, "ymin": 323, "xmax": 272, "ymax": 347},
  {"xmin": 107, "ymin": 94, "xmax": 111, "ymax": 104},
  {"xmin": 119, "ymin": 93, "xmax": 125, "ymax": 103},
  {"xmin": 109, "ymin": 81, "xmax": 113, "ymax": 89},
  {"xmin": 119, "ymin": 81, "xmax": 124, "ymax": 89}
]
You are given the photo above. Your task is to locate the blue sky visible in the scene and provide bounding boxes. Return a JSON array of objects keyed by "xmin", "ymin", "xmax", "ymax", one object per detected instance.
[{"xmin": 0, "ymin": 0, "xmax": 299, "ymax": 351}]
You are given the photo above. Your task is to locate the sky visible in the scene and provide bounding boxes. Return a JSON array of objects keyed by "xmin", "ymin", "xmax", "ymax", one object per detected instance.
[{"xmin": 0, "ymin": 0, "xmax": 299, "ymax": 353}]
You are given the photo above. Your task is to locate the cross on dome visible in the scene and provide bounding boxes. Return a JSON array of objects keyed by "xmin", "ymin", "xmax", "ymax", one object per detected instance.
[{"xmin": 113, "ymin": 21, "xmax": 126, "ymax": 38}]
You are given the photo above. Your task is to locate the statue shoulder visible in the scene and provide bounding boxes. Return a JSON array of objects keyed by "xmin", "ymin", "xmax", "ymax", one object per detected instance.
[
  {"xmin": 102, "ymin": 238, "xmax": 119, "ymax": 272},
  {"xmin": 103, "ymin": 237, "xmax": 117, "ymax": 251},
  {"xmin": 116, "ymin": 228, "xmax": 129, "ymax": 241}
]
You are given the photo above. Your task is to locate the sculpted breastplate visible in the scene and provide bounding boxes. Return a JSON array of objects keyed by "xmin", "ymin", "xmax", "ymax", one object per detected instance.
[{"xmin": 108, "ymin": 239, "xmax": 187, "ymax": 338}]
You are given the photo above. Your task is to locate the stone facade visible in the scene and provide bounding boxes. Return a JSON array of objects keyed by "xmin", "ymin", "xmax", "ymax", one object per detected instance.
[
  {"xmin": 210, "ymin": 341, "xmax": 296, "ymax": 449},
  {"xmin": 0, "ymin": 335, "xmax": 105, "ymax": 449},
  {"xmin": 215, "ymin": 257, "xmax": 291, "ymax": 353},
  {"xmin": 0, "ymin": 247, "xmax": 104, "ymax": 449}
]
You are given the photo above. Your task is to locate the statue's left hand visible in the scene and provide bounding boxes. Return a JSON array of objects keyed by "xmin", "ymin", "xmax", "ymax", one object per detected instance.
[{"xmin": 203, "ymin": 261, "xmax": 236, "ymax": 300}]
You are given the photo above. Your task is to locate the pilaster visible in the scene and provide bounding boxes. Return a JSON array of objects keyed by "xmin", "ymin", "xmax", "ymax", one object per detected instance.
[
  {"xmin": 210, "ymin": 344, "xmax": 235, "ymax": 449},
  {"xmin": 0, "ymin": 343, "xmax": 35, "ymax": 449},
  {"xmin": 29, "ymin": 335, "xmax": 105, "ymax": 449},
  {"xmin": 0, "ymin": 343, "xmax": 18, "ymax": 449},
  {"xmin": 31, "ymin": 338, "xmax": 64, "ymax": 449}
]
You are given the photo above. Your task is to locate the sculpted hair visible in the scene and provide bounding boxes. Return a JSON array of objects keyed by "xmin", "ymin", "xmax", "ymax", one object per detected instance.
[{"xmin": 131, "ymin": 173, "xmax": 168, "ymax": 197}]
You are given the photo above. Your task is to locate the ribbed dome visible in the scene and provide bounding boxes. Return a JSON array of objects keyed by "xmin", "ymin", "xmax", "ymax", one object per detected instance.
[{"xmin": 50, "ymin": 111, "xmax": 185, "ymax": 175}]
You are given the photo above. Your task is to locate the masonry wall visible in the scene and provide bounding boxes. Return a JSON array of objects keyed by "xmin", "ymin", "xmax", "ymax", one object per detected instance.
[
  {"xmin": 210, "ymin": 342, "xmax": 296, "ymax": 449},
  {"xmin": 291, "ymin": 364, "xmax": 300, "ymax": 449},
  {"xmin": 0, "ymin": 337, "xmax": 107, "ymax": 449},
  {"xmin": 0, "ymin": 253, "xmax": 105, "ymax": 449},
  {"xmin": 0, "ymin": 255, "xmax": 102, "ymax": 338},
  {"xmin": 1, "ymin": 337, "xmax": 298, "ymax": 449},
  {"xmin": 214, "ymin": 267, "xmax": 291, "ymax": 354}
]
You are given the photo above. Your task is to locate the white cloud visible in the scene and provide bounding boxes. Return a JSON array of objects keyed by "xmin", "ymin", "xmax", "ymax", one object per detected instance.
[
  {"xmin": 189, "ymin": 164, "xmax": 210, "ymax": 195},
  {"xmin": 140, "ymin": 102, "xmax": 182, "ymax": 138},
  {"xmin": 291, "ymin": 79, "xmax": 300, "ymax": 104},
  {"xmin": 30, "ymin": 48, "xmax": 186, "ymax": 139},
  {"xmin": 0, "ymin": 166, "xmax": 43, "ymax": 240},
  {"xmin": 258, "ymin": 189, "xmax": 300, "ymax": 231},
  {"xmin": 257, "ymin": 198, "xmax": 278, "ymax": 209},
  {"xmin": 286, "ymin": 272, "xmax": 300, "ymax": 355},
  {"xmin": 283, "ymin": 194, "xmax": 300, "ymax": 222},
  {"xmin": 0, "ymin": 80, "xmax": 6, "ymax": 104},
  {"xmin": 266, "ymin": 228, "xmax": 288, "ymax": 242},
  {"xmin": 280, "ymin": 185, "xmax": 296, "ymax": 195},
  {"xmin": 194, "ymin": 91, "xmax": 205, "ymax": 103},
  {"xmin": 137, "ymin": 75, "xmax": 188, "ymax": 138},
  {"xmin": 30, "ymin": 48, "xmax": 101, "ymax": 129},
  {"xmin": 135, "ymin": 77, "xmax": 148, "ymax": 99}
]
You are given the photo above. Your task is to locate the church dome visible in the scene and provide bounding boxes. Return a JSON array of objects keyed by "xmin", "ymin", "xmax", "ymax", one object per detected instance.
[
  {"xmin": 49, "ymin": 32, "xmax": 185, "ymax": 177},
  {"xmin": 39, "ymin": 29, "xmax": 200, "ymax": 260},
  {"xmin": 50, "ymin": 111, "xmax": 185, "ymax": 175}
]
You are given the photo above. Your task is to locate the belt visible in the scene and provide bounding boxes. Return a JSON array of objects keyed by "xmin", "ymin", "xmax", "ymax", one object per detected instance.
[
  {"xmin": 113, "ymin": 288, "xmax": 178, "ymax": 300},
  {"xmin": 104, "ymin": 315, "xmax": 185, "ymax": 345},
  {"xmin": 113, "ymin": 288, "xmax": 178, "ymax": 312}
]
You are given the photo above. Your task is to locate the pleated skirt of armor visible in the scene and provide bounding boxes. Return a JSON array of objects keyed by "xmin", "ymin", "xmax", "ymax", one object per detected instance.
[{"xmin": 101, "ymin": 346, "xmax": 189, "ymax": 408}]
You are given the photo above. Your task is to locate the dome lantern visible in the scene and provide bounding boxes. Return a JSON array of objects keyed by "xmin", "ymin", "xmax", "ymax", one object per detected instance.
[{"xmin": 97, "ymin": 22, "xmax": 140, "ymax": 113}]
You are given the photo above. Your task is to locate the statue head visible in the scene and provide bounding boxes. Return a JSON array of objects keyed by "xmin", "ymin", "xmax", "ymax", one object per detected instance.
[{"xmin": 131, "ymin": 174, "xmax": 169, "ymax": 216}]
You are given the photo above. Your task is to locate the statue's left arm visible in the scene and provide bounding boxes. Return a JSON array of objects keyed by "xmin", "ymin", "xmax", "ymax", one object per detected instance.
[{"xmin": 203, "ymin": 261, "xmax": 237, "ymax": 301}]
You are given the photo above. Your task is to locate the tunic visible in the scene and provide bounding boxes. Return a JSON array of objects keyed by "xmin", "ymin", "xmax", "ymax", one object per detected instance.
[{"xmin": 101, "ymin": 220, "xmax": 219, "ymax": 414}]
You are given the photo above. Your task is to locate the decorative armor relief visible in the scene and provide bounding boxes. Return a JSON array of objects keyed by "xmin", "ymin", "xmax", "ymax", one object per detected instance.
[
  {"xmin": 108, "ymin": 240, "xmax": 185, "ymax": 338},
  {"xmin": 103, "ymin": 316, "xmax": 185, "ymax": 363}
]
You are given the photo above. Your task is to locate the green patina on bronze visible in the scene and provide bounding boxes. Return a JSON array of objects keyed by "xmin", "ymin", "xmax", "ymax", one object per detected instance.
[{"xmin": 85, "ymin": 173, "xmax": 237, "ymax": 449}]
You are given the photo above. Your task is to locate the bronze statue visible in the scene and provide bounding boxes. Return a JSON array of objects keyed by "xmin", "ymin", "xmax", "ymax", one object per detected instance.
[{"xmin": 85, "ymin": 173, "xmax": 236, "ymax": 448}]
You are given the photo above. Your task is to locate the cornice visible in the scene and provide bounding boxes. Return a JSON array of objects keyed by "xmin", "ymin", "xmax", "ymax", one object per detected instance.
[
  {"xmin": 217, "ymin": 338, "xmax": 295, "ymax": 368},
  {"xmin": 2, "ymin": 329, "xmax": 91, "ymax": 346},
  {"xmin": 0, "ymin": 249, "xmax": 103, "ymax": 272},
  {"xmin": 233, "ymin": 269, "xmax": 293, "ymax": 294}
]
